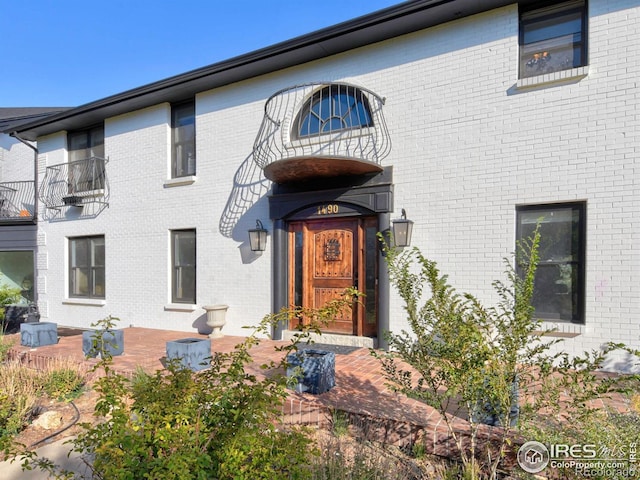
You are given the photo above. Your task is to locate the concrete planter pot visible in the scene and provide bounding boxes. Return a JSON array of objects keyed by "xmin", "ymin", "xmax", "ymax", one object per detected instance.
[
  {"xmin": 166, "ymin": 337, "xmax": 211, "ymax": 371},
  {"xmin": 20, "ymin": 322, "xmax": 58, "ymax": 347},
  {"xmin": 82, "ymin": 329, "xmax": 124, "ymax": 358},
  {"xmin": 286, "ymin": 349, "xmax": 336, "ymax": 394},
  {"xmin": 203, "ymin": 304, "xmax": 228, "ymax": 338}
]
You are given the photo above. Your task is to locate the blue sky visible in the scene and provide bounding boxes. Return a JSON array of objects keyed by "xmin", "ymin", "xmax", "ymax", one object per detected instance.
[{"xmin": 1, "ymin": 0, "xmax": 401, "ymax": 107}]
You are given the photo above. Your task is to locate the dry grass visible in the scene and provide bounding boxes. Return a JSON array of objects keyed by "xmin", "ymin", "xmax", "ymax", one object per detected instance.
[{"xmin": 0, "ymin": 353, "xmax": 89, "ymax": 442}]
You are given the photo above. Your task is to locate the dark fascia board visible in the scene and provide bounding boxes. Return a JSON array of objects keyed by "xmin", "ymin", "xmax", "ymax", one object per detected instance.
[
  {"xmin": 0, "ymin": 108, "xmax": 70, "ymax": 132},
  {"xmin": 9, "ymin": 0, "xmax": 518, "ymax": 141}
]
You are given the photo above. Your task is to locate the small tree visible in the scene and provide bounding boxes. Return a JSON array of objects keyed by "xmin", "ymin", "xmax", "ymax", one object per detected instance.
[{"xmin": 374, "ymin": 229, "xmax": 639, "ymax": 479}]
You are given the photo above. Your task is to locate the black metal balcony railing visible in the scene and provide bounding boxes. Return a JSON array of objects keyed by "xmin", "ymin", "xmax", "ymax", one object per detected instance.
[
  {"xmin": 39, "ymin": 157, "xmax": 110, "ymax": 209},
  {"xmin": 0, "ymin": 181, "xmax": 35, "ymax": 221},
  {"xmin": 253, "ymin": 83, "xmax": 391, "ymax": 183}
]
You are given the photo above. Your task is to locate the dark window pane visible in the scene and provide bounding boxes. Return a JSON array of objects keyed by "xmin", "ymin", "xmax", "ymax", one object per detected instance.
[
  {"xmin": 71, "ymin": 239, "xmax": 89, "ymax": 268},
  {"xmin": 172, "ymin": 102, "xmax": 196, "ymax": 178},
  {"xmin": 172, "ymin": 230, "xmax": 196, "ymax": 303},
  {"xmin": 519, "ymin": 1, "xmax": 586, "ymax": 78},
  {"xmin": 364, "ymin": 226, "xmax": 377, "ymax": 325},
  {"xmin": 69, "ymin": 236, "xmax": 105, "ymax": 299},
  {"xmin": 295, "ymin": 85, "xmax": 374, "ymax": 139},
  {"xmin": 294, "ymin": 231, "xmax": 303, "ymax": 307},
  {"xmin": 517, "ymin": 204, "xmax": 584, "ymax": 323},
  {"xmin": 0, "ymin": 251, "xmax": 35, "ymax": 302}
]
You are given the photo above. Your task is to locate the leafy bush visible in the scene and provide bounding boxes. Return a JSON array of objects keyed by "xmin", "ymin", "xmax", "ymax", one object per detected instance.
[
  {"xmin": 43, "ymin": 367, "xmax": 85, "ymax": 402},
  {"xmin": 18, "ymin": 296, "xmax": 359, "ymax": 479},
  {"xmin": 374, "ymin": 229, "xmax": 640, "ymax": 480},
  {"xmin": 0, "ymin": 284, "xmax": 22, "ymax": 326}
]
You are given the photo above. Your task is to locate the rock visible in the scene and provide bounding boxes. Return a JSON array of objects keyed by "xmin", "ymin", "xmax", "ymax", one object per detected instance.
[{"xmin": 32, "ymin": 410, "xmax": 63, "ymax": 430}]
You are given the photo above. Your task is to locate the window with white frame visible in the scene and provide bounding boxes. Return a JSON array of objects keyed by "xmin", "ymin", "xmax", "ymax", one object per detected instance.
[
  {"xmin": 69, "ymin": 236, "xmax": 105, "ymax": 299},
  {"xmin": 516, "ymin": 203, "xmax": 585, "ymax": 323},
  {"xmin": 519, "ymin": 0, "xmax": 587, "ymax": 79},
  {"xmin": 171, "ymin": 229, "xmax": 196, "ymax": 304},
  {"xmin": 171, "ymin": 101, "xmax": 196, "ymax": 178}
]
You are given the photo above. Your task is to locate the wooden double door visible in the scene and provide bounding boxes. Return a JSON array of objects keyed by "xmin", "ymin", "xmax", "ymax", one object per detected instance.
[{"xmin": 288, "ymin": 216, "xmax": 378, "ymax": 337}]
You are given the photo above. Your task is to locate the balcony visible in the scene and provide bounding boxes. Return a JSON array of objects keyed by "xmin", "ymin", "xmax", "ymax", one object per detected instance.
[
  {"xmin": 0, "ymin": 181, "xmax": 35, "ymax": 222},
  {"xmin": 40, "ymin": 157, "xmax": 110, "ymax": 209},
  {"xmin": 253, "ymin": 83, "xmax": 391, "ymax": 183}
]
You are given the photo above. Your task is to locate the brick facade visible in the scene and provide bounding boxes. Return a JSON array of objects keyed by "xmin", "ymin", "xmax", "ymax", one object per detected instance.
[{"xmin": 12, "ymin": 1, "xmax": 640, "ymax": 371}]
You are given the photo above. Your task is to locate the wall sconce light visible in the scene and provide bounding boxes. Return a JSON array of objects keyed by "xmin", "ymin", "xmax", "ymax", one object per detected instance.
[
  {"xmin": 391, "ymin": 209, "xmax": 413, "ymax": 247},
  {"xmin": 248, "ymin": 219, "xmax": 268, "ymax": 252}
]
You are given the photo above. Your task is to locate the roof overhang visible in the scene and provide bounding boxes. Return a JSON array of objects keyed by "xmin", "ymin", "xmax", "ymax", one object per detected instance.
[{"xmin": 7, "ymin": 0, "xmax": 524, "ymax": 141}]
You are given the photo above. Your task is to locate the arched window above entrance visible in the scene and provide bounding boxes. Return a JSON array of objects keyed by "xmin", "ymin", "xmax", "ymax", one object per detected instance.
[{"xmin": 293, "ymin": 84, "xmax": 373, "ymax": 140}]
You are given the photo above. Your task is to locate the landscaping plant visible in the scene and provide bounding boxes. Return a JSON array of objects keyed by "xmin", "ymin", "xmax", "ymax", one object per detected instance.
[
  {"xmin": 0, "ymin": 284, "xmax": 22, "ymax": 330},
  {"xmin": 16, "ymin": 292, "xmax": 360, "ymax": 479},
  {"xmin": 374, "ymin": 228, "xmax": 640, "ymax": 479}
]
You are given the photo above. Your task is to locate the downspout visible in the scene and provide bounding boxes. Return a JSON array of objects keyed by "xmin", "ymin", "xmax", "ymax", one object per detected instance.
[{"xmin": 9, "ymin": 132, "xmax": 39, "ymax": 223}]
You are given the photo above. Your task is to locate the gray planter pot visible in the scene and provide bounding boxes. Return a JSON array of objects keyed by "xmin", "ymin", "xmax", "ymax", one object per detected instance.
[
  {"xmin": 286, "ymin": 349, "xmax": 335, "ymax": 394},
  {"xmin": 166, "ymin": 338, "xmax": 211, "ymax": 371},
  {"xmin": 20, "ymin": 322, "xmax": 58, "ymax": 347},
  {"xmin": 82, "ymin": 329, "xmax": 124, "ymax": 358}
]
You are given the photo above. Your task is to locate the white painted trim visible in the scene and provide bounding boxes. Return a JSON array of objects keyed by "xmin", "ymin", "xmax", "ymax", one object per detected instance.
[
  {"xmin": 164, "ymin": 303, "xmax": 198, "ymax": 312},
  {"xmin": 63, "ymin": 298, "xmax": 106, "ymax": 307},
  {"xmin": 516, "ymin": 66, "xmax": 589, "ymax": 89},
  {"xmin": 163, "ymin": 176, "xmax": 197, "ymax": 188}
]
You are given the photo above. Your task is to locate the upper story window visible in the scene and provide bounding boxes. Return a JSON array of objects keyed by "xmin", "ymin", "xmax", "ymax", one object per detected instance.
[
  {"xmin": 68, "ymin": 125, "xmax": 104, "ymax": 162},
  {"xmin": 519, "ymin": 0, "xmax": 587, "ymax": 79},
  {"xmin": 293, "ymin": 84, "xmax": 373, "ymax": 139},
  {"xmin": 67, "ymin": 125, "xmax": 106, "ymax": 193},
  {"xmin": 516, "ymin": 203, "xmax": 585, "ymax": 324},
  {"xmin": 172, "ymin": 101, "xmax": 196, "ymax": 178}
]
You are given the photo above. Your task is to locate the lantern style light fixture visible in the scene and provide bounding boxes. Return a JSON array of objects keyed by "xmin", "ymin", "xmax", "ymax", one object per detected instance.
[
  {"xmin": 391, "ymin": 209, "xmax": 413, "ymax": 248},
  {"xmin": 248, "ymin": 219, "xmax": 268, "ymax": 252}
]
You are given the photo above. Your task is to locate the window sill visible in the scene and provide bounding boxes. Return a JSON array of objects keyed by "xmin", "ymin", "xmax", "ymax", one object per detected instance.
[
  {"xmin": 516, "ymin": 66, "xmax": 589, "ymax": 90},
  {"xmin": 536, "ymin": 321, "xmax": 585, "ymax": 338},
  {"xmin": 63, "ymin": 298, "xmax": 106, "ymax": 306},
  {"xmin": 164, "ymin": 303, "xmax": 198, "ymax": 312},
  {"xmin": 164, "ymin": 176, "xmax": 197, "ymax": 188}
]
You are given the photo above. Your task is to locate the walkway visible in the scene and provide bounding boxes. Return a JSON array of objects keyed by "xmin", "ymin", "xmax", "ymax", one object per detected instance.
[{"xmin": 7, "ymin": 326, "xmax": 455, "ymax": 453}]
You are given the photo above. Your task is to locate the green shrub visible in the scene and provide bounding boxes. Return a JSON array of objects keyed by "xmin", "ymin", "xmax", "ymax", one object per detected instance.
[
  {"xmin": 0, "ymin": 285, "xmax": 22, "ymax": 327},
  {"xmin": 19, "ymin": 298, "xmax": 358, "ymax": 479},
  {"xmin": 43, "ymin": 368, "xmax": 85, "ymax": 401},
  {"xmin": 374, "ymin": 228, "xmax": 640, "ymax": 480}
]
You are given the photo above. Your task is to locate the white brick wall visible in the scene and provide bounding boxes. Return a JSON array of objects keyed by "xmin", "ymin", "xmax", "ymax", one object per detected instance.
[
  {"xmin": 0, "ymin": 134, "xmax": 35, "ymax": 182},
  {"xmin": 34, "ymin": 1, "xmax": 640, "ymax": 368}
]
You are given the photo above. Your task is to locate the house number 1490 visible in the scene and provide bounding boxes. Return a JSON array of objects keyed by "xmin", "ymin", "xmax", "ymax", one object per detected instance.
[{"xmin": 317, "ymin": 204, "xmax": 339, "ymax": 215}]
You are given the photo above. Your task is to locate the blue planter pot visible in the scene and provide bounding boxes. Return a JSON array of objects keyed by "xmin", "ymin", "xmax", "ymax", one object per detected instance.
[
  {"xmin": 286, "ymin": 349, "xmax": 335, "ymax": 394},
  {"xmin": 166, "ymin": 338, "xmax": 211, "ymax": 371},
  {"xmin": 20, "ymin": 322, "xmax": 57, "ymax": 347},
  {"xmin": 83, "ymin": 329, "xmax": 124, "ymax": 358}
]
